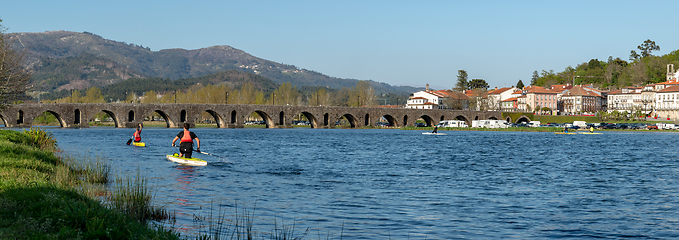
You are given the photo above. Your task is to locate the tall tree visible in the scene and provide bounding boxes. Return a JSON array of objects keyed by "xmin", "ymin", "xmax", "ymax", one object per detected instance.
[
  {"xmin": 468, "ymin": 79, "xmax": 489, "ymax": 90},
  {"xmin": 455, "ymin": 70, "xmax": 468, "ymax": 91},
  {"xmin": 516, "ymin": 80, "xmax": 525, "ymax": 89},
  {"xmin": 0, "ymin": 19, "xmax": 31, "ymax": 108},
  {"xmin": 530, "ymin": 70, "xmax": 539, "ymax": 86},
  {"xmin": 630, "ymin": 39, "xmax": 660, "ymax": 61},
  {"xmin": 347, "ymin": 81, "xmax": 376, "ymax": 107},
  {"xmin": 638, "ymin": 39, "xmax": 660, "ymax": 58},
  {"xmin": 271, "ymin": 82, "xmax": 300, "ymax": 105}
]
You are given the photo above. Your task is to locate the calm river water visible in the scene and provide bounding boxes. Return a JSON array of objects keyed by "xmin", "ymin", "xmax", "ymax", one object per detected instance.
[{"xmin": 42, "ymin": 127, "xmax": 679, "ymax": 239}]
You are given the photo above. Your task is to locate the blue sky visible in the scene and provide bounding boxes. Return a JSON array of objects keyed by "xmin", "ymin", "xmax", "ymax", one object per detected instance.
[{"xmin": 2, "ymin": 0, "xmax": 678, "ymax": 90}]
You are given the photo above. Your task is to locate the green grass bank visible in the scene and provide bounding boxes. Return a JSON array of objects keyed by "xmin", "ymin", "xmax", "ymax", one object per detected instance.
[{"xmin": 0, "ymin": 129, "xmax": 180, "ymax": 239}]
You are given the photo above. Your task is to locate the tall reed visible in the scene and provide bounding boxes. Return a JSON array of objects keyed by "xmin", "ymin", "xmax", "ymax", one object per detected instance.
[{"xmin": 109, "ymin": 171, "xmax": 169, "ymax": 223}]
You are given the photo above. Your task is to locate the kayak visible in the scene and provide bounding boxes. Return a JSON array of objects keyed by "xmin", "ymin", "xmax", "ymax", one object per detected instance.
[
  {"xmin": 166, "ymin": 154, "xmax": 207, "ymax": 166},
  {"xmin": 422, "ymin": 132, "xmax": 447, "ymax": 135},
  {"xmin": 554, "ymin": 132, "xmax": 576, "ymax": 135},
  {"xmin": 132, "ymin": 142, "xmax": 146, "ymax": 147},
  {"xmin": 579, "ymin": 132, "xmax": 602, "ymax": 135}
]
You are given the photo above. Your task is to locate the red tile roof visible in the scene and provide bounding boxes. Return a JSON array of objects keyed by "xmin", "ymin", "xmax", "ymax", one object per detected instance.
[{"xmin": 657, "ymin": 85, "xmax": 679, "ymax": 93}]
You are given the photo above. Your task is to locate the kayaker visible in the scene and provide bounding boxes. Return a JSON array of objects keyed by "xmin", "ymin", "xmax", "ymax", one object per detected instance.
[
  {"xmin": 564, "ymin": 126, "xmax": 568, "ymax": 133},
  {"xmin": 133, "ymin": 123, "xmax": 142, "ymax": 142},
  {"xmin": 589, "ymin": 126, "xmax": 594, "ymax": 133},
  {"xmin": 172, "ymin": 123, "xmax": 200, "ymax": 158}
]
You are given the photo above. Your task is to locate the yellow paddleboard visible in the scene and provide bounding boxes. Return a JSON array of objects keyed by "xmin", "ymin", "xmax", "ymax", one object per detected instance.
[
  {"xmin": 554, "ymin": 132, "xmax": 576, "ymax": 135},
  {"xmin": 132, "ymin": 142, "xmax": 146, "ymax": 147},
  {"xmin": 578, "ymin": 132, "xmax": 602, "ymax": 135},
  {"xmin": 166, "ymin": 154, "xmax": 207, "ymax": 166}
]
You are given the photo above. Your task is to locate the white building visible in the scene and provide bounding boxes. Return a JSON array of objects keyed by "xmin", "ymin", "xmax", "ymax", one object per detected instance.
[
  {"xmin": 607, "ymin": 87, "xmax": 642, "ymax": 113},
  {"xmin": 655, "ymin": 85, "xmax": 679, "ymax": 120},
  {"xmin": 487, "ymin": 87, "xmax": 518, "ymax": 110}
]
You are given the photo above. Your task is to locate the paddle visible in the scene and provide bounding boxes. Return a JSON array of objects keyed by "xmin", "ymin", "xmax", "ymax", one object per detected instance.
[
  {"xmin": 172, "ymin": 146, "xmax": 221, "ymax": 158},
  {"xmin": 126, "ymin": 137, "xmax": 133, "ymax": 145}
]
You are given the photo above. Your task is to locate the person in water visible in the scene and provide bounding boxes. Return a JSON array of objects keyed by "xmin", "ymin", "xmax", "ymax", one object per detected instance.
[
  {"xmin": 172, "ymin": 123, "xmax": 200, "ymax": 158},
  {"xmin": 133, "ymin": 123, "xmax": 142, "ymax": 142},
  {"xmin": 432, "ymin": 125, "xmax": 438, "ymax": 133}
]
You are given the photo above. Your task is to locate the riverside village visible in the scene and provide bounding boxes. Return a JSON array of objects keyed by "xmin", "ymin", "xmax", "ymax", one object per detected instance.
[{"xmin": 403, "ymin": 64, "xmax": 679, "ymax": 130}]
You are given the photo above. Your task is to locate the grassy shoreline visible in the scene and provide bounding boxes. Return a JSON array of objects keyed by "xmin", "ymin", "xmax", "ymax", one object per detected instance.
[{"xmin": 0, "ymin": 129, "xmax": 181, "ymax": 239}]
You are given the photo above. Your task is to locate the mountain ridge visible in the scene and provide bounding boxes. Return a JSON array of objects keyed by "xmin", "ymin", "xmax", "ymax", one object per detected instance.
[{"xmin": 9, "ymin": 30, "xmax": 421, "ymax": 94}]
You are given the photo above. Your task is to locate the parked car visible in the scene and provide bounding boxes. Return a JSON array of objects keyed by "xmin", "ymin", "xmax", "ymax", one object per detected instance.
[{"xmin": 647, "ymin": 125, "xmax": 659, "ymax": 130}]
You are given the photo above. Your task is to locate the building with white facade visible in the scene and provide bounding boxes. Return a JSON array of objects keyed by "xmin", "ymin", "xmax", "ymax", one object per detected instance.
[{"xmin": 655, "ymin": 85, "xmax": 679, "ymax": 120}]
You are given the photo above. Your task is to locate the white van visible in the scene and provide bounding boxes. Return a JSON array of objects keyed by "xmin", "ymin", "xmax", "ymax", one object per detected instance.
[
  {"xmin": 437, "ymin": 120, "xmax": 468, "ymax": 128},
  {"xmin": 573, "ymin": 121, "xmax": 587, "ymax": 128},
  {"xmin": 528, "ymin": 121, "xmax": 541, "ymax": 127}
]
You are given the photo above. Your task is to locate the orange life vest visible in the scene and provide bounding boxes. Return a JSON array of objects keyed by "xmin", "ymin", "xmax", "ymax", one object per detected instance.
[
  {"xmin": 180, "ymin": 130, "xmax": 193, "ymax": 143},
  {"xmin": 133, "ymin": 129, "xmax": 141, "ymax": 141}
]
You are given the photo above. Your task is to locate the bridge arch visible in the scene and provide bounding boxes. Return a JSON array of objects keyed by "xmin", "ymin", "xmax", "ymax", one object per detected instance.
[
  {"xmin": 505, "ymin": 116, "xmax": 513, "ymax": 123},
  {"xmin": 364, "ymin": 113, "xmax": 370, "ymax": 126},
  {"xmin": 0, "ymin": 113, "xmax": 6, "ymax": 127},
  {"xmin": 336, "ymin": 113, "xmax": 358, "ymax": 128},
  {"xmin": 403, "ymin": 115, "xmax": 409, "ymax": 127},
  {"xmin": 291, "ymin": 111, "xmax": 318, "ymax": 128},
  {"xmin": 418, "ymin": 115, "xmax": 435, "ymax": 127},
  {"xmin": 90, "ymin": 109, "xmax": 121, "ymax": 128},
  {"xmin": 230, "ymin": 110, "xmax": 237, "ymax": 124},
  {"xmin": 515, "ymin": 115, "xmax": 530, "ymax": 123},
  {"xmin": 489, "ymin": 116, "xmax": 498, "ymax": 120},
  {"xmin": 34, "ymin": 110, "xmax": 67, "ymax": 127},
  {"xmin": 380, "ymin": 114, "xmax": 398, "ymax": 127},
  {"xmin": 248, "ymin": 110, "xmax": 275, "ymax": 128},
  {"xmin": 454, "ymin": 115, "xmax": 470, "ymax": 126}
]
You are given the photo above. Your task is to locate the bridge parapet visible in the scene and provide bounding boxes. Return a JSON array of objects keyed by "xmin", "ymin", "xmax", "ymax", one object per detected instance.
[{"xmin": 0, "ymin": 103, "xmax": 507, "ymax": 128}]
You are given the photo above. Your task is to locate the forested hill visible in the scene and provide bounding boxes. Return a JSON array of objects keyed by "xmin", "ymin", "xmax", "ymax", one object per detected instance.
[
  {"xmin": 40, "ymin": 70, "xmax": 280, "ymax": 101},
  {"xmin": 530, "ymin": 41, "xmax": 679, "ymax": 89},
  {"xmin": 9, "ymin": 31, "xmax": 419, "ymax": 94}
]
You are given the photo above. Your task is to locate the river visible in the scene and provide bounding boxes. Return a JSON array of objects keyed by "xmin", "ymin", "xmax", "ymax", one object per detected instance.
[{"xmin": 42, "ymin": 127, "xmax": 679, "ymax": 239}]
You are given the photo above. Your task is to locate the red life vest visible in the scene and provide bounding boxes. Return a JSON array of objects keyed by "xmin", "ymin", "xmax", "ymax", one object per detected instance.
[
  {"xmin": 180, "ymin": 130, "xmax": 193, "ymax": 143},
  {"xmin": 133, "ymin": 129, "xmax": 141, "ymax": 141}
]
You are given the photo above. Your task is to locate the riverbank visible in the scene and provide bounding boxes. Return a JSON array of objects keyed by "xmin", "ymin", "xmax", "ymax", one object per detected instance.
[{"xmin": 0, "ymin": 129, "xmax": 181, "ymax": 239}]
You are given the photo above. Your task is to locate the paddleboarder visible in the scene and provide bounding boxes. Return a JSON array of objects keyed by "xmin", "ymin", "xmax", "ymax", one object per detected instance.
[
  {"xmin": 589, "ymin": 126, "xmax": 594, "ymax": 133},
  {"xmin": 432, "ymin": 125, "xmax": 438, "ymax": 134},
  {"xmin": 127, "ymin": 123, "xmax": 143, "ymax": 145},
  {"xmin": 172, "ymin": 123, "xmax": 200, "ymax": 158}
]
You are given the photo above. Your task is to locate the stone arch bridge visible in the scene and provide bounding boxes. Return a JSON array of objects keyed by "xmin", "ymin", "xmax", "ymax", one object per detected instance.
[{"xmin": 0, "ymin": 103, "xmax": 505, "ymax": 128}]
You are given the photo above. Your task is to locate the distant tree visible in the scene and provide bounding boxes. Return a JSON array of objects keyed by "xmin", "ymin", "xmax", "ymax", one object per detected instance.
[
  {"xmin": 516, "ymin": 80, "xmax": 525, "ymax": 89},
  {"xmin": 630, "ymin": 39, "xmax": 660, "ymax": 61},
  {"xmin": 629, "ymin": 50, "xmax": 640, "ymax": 62},
  {"xmin": 348, "ymin": 81, "xmax": 376, "ymax": 107},
  {"xmin": 271, "ymin": 82, "xmax": 300, "ymax": 105},
  {"xmin": 0, "ymin": 19, "xmax": 31, "ymax": 108},
  {"xmin": 455, "ymin": 70, "xmax": 468, "ymax": 91},
  {"xmin": 530, "ymin": 71, "xmax": 539, "ymax": 86},
  {"xmin": 468, "ymin": 79, "xmax": 489, "ymax": 90},
  {"xmin": 638, "ymin": 39, "xmax": 660, "ymax": 58}
]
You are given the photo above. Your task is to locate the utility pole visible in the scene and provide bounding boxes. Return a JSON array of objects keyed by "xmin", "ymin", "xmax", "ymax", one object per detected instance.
[
  {"xmin": 174, "ymin": 90, "xmax": 177, "ymax": 103},
  {"xmin": 225, "ymin": 92, "xmax": 228, "ymax": 104}
]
